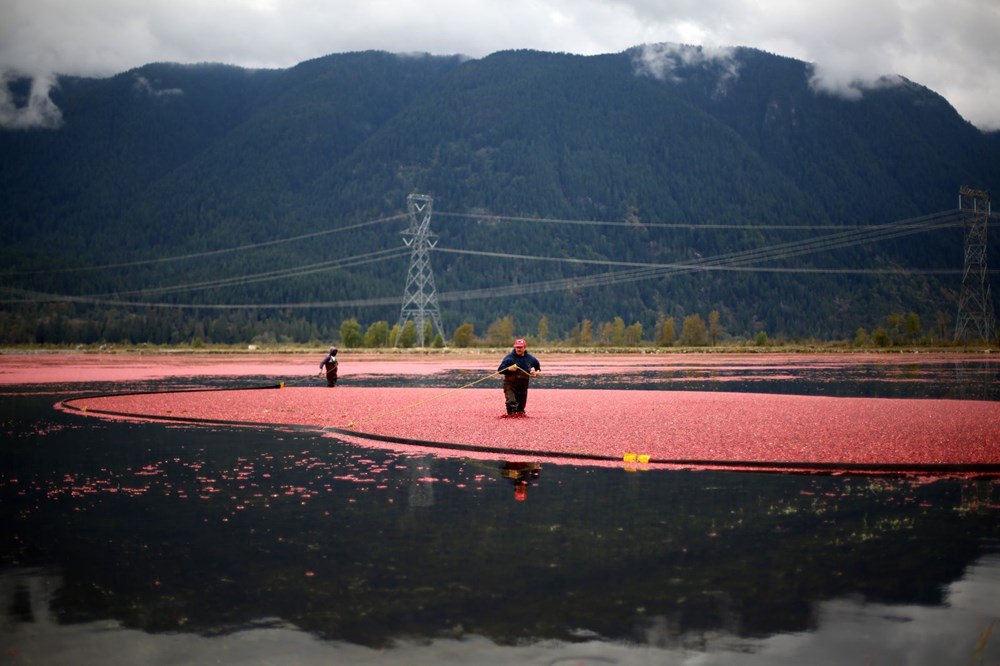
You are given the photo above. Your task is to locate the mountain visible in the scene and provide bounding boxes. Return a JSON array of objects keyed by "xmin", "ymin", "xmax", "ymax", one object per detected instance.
[{"xmin": 1, "ymin": 45, "xmax": 998, "ymax": 345}]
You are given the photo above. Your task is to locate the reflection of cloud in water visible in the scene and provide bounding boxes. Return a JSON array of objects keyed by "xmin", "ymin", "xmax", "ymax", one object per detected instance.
[
  {"xmin": 407, "ymin": 456, "xmax": 436, "ymax": 509},
  {"xmin": 4, "ymin": 557, "xmax": 998, "ymax": 665},
  {"xmin": 698, "ymin": 554, "xmax": 1000, "ymax": 664}
]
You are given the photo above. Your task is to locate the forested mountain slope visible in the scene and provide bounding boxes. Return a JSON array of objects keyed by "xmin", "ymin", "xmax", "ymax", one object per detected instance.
[{"xmin": 1, "ymin": 46, "xmax": 997, "ymax": 344}]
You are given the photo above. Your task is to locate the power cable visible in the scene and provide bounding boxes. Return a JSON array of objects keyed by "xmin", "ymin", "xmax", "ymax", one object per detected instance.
[
  {"xmin": 1, "ymin": 209, "xmax": 971, "ymax": 310},
  {"xmin": 432, "ymin": 210, "xmax": 927, "ymax": 230},
  {"xmin": 93, "ymin": 248, "xmax": 409, "ymax": 297},
  {"xmin": 6, "ymin": 213, "xmax": 407, "ymax": 277}
]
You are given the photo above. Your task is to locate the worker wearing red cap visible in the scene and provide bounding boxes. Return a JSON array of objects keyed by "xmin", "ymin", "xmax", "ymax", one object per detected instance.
[{"xmin": 497, "ymin": 338, "xmax": 540, "ymax": 416}]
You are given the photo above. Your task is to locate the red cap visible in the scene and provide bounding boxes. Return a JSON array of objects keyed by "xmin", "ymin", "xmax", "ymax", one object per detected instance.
[{"xmin": 514, "ymin": 338, "xmax": 526, "ymax": 348}]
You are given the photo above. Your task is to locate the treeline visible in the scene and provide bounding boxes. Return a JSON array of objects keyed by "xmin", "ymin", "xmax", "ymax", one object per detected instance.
[
  {"xmin": 5, "ymin": 299, "xmax": 980, "ymax": 348},
  {"xmin": 435, "ymin": 309, "xmax": 980, "ymax": 348},
  {"xmin": 0, "ymin": 304, "xmax": 324, "ymax": 347}
]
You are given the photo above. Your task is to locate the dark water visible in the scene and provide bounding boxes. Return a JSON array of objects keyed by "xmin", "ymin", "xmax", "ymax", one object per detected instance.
[{"xmin": 2, "ymin": 359, "xmax": 999, "ymax": 665}]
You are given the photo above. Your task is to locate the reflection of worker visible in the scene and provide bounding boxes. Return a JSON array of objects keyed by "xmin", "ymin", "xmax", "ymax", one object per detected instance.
[
  {"xmin": 497, "ymin": 338, "xmax": 540, "ymax": 416},
  {"xmin": 318, "ymin": 346, "xmax": 339, "ymax": 386},
  {"xmin": 500, "ymin": 461, "xmax": 541, "ymax": 502}
]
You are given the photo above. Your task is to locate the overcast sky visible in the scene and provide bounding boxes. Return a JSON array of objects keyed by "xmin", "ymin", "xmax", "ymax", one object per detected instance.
[{"xmin": 2, "ymin": 0, "xmax": 999, "ymax": 131}]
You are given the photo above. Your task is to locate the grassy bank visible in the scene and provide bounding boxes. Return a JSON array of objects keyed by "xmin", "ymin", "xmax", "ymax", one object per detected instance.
[{"xmin": 1, "ymin": 341, "xmax": 996, "ymax": 356}]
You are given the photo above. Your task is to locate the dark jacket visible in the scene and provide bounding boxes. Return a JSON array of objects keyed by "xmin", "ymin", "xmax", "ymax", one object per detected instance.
[{"xmin": 498, "ymin": 350, "xmax": 540, "ymax": 379}]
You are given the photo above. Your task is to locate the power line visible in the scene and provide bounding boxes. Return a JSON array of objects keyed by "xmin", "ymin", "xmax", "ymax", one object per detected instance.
[
  {"xmin": 91, "ymin": 248, "xmax": 410, "ymax": 298},
  {"xmin": 2, "ymin": 209, "xmax": 968, "ymax": 310},
  {"xmin": 0, "ymin": 285, "xmax": 403, "ymax": 310},
  {"xmin": 434, "ymin": 210, "xmax": 960, "ymax": 273},
  {"xmin": 433, "ymin": 210, "xmax": 961, "ymax": 230},
  {"xmin": 4, "ymin": 213, "xmax": 407, "ymax": 277},
  {"xmin": 5, "ymin": 208, "xmax": 959, "ymax": 278},
  {"xmin": 435, "ymin": 211, "xmax": 967, "ymax": 302}
]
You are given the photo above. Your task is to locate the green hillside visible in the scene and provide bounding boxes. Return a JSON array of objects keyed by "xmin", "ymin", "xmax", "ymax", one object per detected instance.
[{"xmin": 1, "ymin": 46, "xmax": 997, "ymax": 346}]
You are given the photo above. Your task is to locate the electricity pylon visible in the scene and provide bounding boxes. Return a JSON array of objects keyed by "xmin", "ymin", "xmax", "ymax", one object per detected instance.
[
  {"xmin": 397, "ymin": 193, "xmax": 445, "ymax": 347},
  {"xmin": 954, "ymin": 186, "xmax": 996, "ymax": 343}
]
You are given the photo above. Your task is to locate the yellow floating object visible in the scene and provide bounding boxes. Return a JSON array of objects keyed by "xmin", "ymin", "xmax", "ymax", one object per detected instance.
[
  {"xmin": 637, "ymin": 454, "xmax": 650, "ymax": 464},
  {"xmin": 280, "ymin": 381, "xmax": 285, "ymax": 389},
  {"xmin": 622, "ymin": 453, "xmax": 650, "ymax": 464},
  {"xmin": 622, "ymin": 453, "xmax": 636, "ymax": 463}
]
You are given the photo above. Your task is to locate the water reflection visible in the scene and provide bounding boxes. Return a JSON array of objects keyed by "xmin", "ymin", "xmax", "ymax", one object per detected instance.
[
  {"xmin": 2, "ymin": 555, "xmax": 998, "ymax": 665},
  {"xmin": 500, "ymin": 461, "xmax": 542, "ymax": 501},
  {"xmin": 1, "ymin": 360, "xmax": 999, "ymax": 664}
]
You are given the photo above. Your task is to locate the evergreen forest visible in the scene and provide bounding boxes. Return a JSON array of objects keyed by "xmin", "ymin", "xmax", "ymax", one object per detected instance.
[{"xmin": 1, "ymin": 45, "xmax": 999, "ymax": 347}]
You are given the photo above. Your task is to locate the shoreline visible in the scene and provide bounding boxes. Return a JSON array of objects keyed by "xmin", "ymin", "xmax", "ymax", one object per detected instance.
[
  {"xmin": 1, "ymin": 343, "xmax": 996, "ymax": 357},
  {"xmin": 1, "ymin": 348, "xmax": 997, "ymax": 387}
]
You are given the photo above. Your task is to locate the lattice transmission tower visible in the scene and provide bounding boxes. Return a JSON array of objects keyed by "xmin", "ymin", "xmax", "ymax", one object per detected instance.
[
  {"xmin": 954, "ymin": 186, "xmax": 996, "ymax": 343},
  {"xmin": 397, "ymin": 193, "xmax": 445, "ymax": 347}
]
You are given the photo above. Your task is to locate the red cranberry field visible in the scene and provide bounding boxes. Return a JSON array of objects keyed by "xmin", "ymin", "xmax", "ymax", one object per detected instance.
[{"xmin": 6, "ymin": 351, "xmax": 998, "ymax": 475}]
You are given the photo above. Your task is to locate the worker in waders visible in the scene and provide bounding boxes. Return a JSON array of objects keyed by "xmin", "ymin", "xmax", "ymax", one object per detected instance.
[
  {"xmin": 498, "ymin": 338, "xmax": 540, "ymax": 416},
  {"xmin": 318, "ymin": 346, "xmax": 339, "ymax": 386}
]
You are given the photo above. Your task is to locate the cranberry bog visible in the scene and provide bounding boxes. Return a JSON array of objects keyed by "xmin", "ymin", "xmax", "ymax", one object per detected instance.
[
  {"xmin": 2, "ymin": 351, "xmax": 1000, "ymax": 664},
  {"xmin": 22, "ymin": 351, "xmax": 1000, "ymax": 477}
]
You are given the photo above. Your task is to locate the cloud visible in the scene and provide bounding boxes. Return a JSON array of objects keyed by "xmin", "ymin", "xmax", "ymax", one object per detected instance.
[
  {"xmin": 668, "ymin": 0, "xmax": 1000, "ymax": 129},
  {"xmin": 807, "ymin": 66, "xmax": 907, "ymax": 101},
  {"xmin": 632, "ymin": 40, "xmax": 911, "ymax": 107},
  {"xmin": 0, "ymin": 0, "xmax": 998, "ymax": 130},
  {"xmin": 609, "ymin": 0, "xmax": 1000, "ymax": 130},
  {"xmin": 133, "ymin": 74, "xmax": 184, "ymax": 97},
  {"xmin": 632, "ymin": 42, "xmax": 740, "ymax": 96},
  {"xmin": 0, "ymin": 72, "xmax": 63, "ymax": 130}
]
